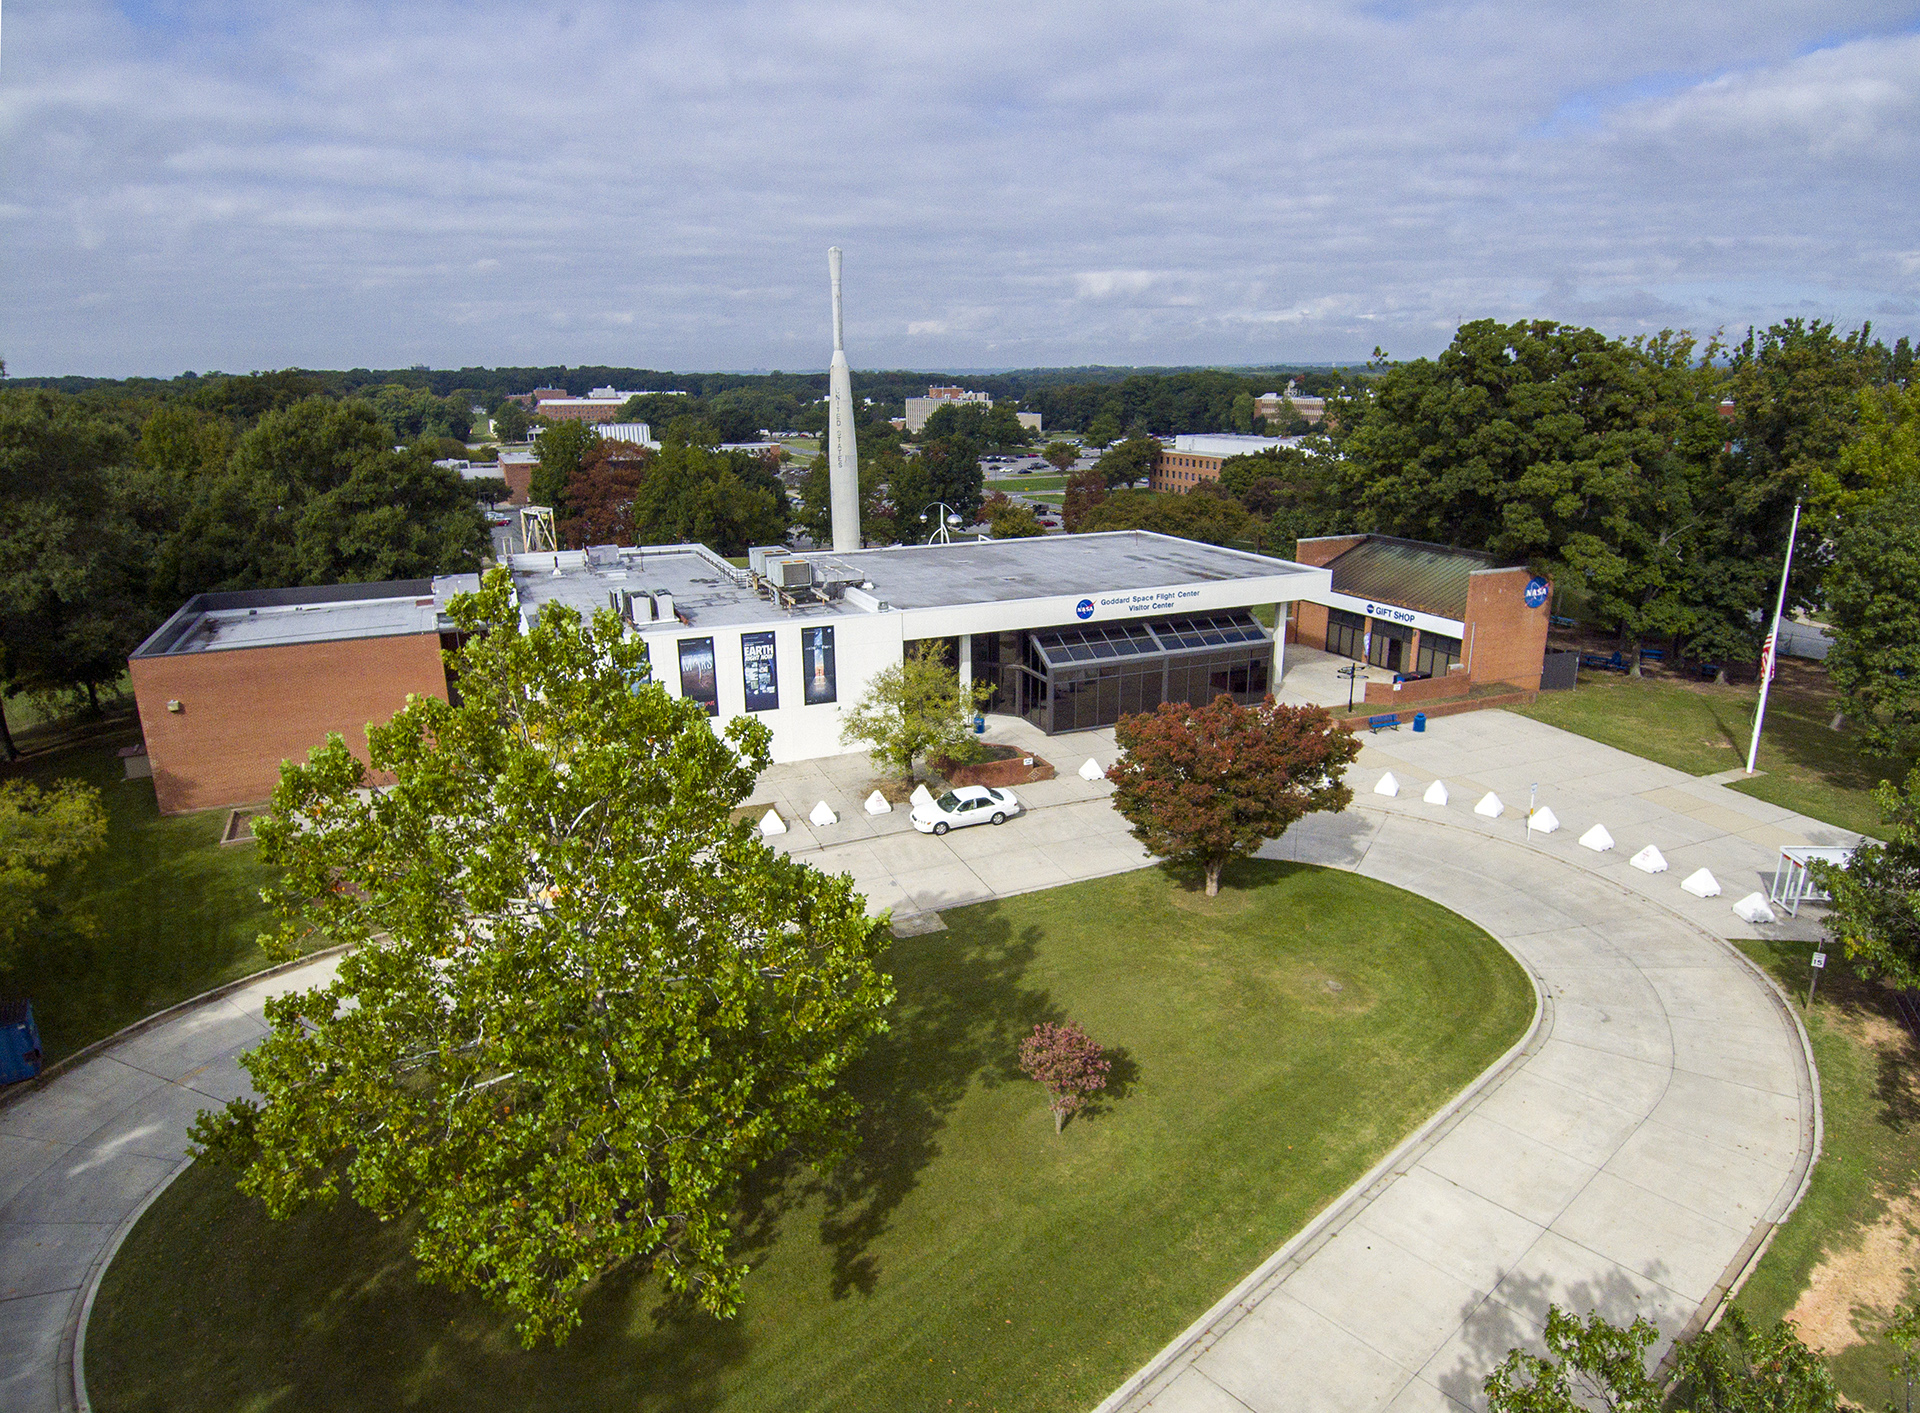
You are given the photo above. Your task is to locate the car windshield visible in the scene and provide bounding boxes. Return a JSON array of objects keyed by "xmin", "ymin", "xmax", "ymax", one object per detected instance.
[{"xmin": 936, "ymin": 792, "xmax": 963, "ymax": 812}]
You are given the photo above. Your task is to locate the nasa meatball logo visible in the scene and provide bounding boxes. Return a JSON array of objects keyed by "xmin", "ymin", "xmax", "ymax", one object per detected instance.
[
  {"xmin": 1075, "ymin": 598, "xmax": 1095, "ymax": 620},
  {"xmin": 1524, "ymin": 576, "xmax": 1550, "ymax": 610}
]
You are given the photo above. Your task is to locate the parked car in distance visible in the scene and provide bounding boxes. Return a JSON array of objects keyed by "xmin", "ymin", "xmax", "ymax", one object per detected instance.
[{"xmin": 911, "ymin": 785, "xmax": 1023, "ymax": 835}]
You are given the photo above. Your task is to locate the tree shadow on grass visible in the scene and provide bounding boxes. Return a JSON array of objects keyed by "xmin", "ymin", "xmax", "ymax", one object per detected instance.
[{"xmin": 813, "ymin": 908, "xmax": 1060, "ymax": 1299}]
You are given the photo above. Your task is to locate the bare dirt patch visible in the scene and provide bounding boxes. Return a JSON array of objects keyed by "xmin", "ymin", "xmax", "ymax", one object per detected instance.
[{"xmin": 1786, "ymin": 1191, "xmax": 1920, "ymax": 1356}]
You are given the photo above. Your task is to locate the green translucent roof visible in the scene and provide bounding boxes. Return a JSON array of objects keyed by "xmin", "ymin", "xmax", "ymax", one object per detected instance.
[{"xmin": 1326, "ymin": 537, "xmax": 1496, "ymax": 620}]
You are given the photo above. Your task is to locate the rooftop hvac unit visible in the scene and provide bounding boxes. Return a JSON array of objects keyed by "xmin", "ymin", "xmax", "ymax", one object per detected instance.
[
  {"xmin": 586, "ymin": 544, "xmax": 621, "ymax": 569},
  {"xmin": 653, "ymin": 589, "xmax": 675, "ymax": 623},
  {"xmin": 776, "ymin": 558, "xmax": 813, "ymax": 590},
  {"xmin": 620, "ymin": 589, "xmax": 654, "ymax": 623},
  {"xmin": 747, "ymin": 545, "xmax": 788, "ymax": 577}
]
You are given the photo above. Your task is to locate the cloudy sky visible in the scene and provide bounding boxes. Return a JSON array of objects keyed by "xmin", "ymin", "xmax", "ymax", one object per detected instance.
[{"xmin": 2, "ymin": 1, "xmax": 1917, "ymax": 377}]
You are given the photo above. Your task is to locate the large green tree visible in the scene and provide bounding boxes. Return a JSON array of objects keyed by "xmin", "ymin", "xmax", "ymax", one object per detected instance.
[
  {"xmin": 191, "ymin": 570, "xmax": 893, "ymax": 1345},
  {"xmin": 529, "ymin": 419, "xmax": 599, "ymax": 510},
  {"xmin": 0, "ymin": 778, "xmax": 107, "ymax": 970},
  {"xmin": 1078, "ymin": 484, "xmax": 1252, "ymax": 546},
  {"xmin": 1095, "ymin": 436, "xmax": 1158, "ymax": 490},
  {"xmin": 629, "ymin": 435, "xmax": 789, "ymax": 555},
  {"xmin": 1816, "ymin": 765, "xmax": 1920, "ymax": 987},
  {"xmin": 1108, "ymin": 696, "xmax": 1359, "ymax": 896},
  {"xmin": 153, "ymin": 397, "xmax": 487, "ymax": 598},
  {"xmin": 0, "ymin": 390, "xmax": 158, "ymax": 735},
  {"xmin": 1823, "ymin": 483, "xmax": 1920, "ymax": 756}
]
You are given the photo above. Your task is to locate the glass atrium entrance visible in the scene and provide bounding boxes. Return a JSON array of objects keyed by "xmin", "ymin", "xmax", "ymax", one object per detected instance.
[{"xmin": 978, "ymin": 610, "xmax": 1274, "ymax": 735}]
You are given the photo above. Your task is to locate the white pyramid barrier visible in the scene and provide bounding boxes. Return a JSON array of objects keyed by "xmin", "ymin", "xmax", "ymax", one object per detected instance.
[
  {"xmin": 809, "ymin": 800, "xmax": 838, "ymax": 828},
  {"xmin": 910, "ymin": 783, "xmax": 935, "ymax": 807},
  {"xmin": 1474, "ymin": 792, "xmax": 1504, "ymax": 818},
  {"xmin": 1079, "ymin": 757, "xmax": 1106, "ymax": 781},
  {"xmin": 864, "ymin": 790, "xmax": 892, "ymax": 815},
  {"xmin": 1423, "ymin": 779, "xmax": 1449, "ymax": 806},
  {"xmin": 1374, "ymin": 772, "xmax": 1400, "ymax": 798},
  {"xmin": 1630, "ymin": 844, "xmax": 1668, "ymax": 874},
  {"xmin": 1733, "ymin": 891, "xmax": 1777, "ymax": 925},
  {"xmin": 1529, "ymin": 806, "xmax": 1561, "ymax": 834},
  {"xmin": 1579, "ymin": 823, "xmax": 1615, "ymax": 852},
  {"xmin": 759, "ymin": 808, "xmax": 787, "ymax": 837},
  {"xmin": 1681, "ymin": 867, "xmax": 1721, "ymax": 899}
]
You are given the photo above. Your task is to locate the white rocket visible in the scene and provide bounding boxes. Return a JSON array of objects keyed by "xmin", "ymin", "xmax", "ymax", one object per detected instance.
[{"xmin": 827, "ymin": 247, "xmax": 861, "ymax": 552}]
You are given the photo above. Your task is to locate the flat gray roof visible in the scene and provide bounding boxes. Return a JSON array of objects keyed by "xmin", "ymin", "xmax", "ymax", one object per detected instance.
[
  {"xmin": 509, "ymin": 533, "xmax": 1316, "ymax": 632},
  {"xmin": 132, "ymin": 579, "xmax": 454, "ymax": 657},
  {"xmin": 814, "ymin": 533, "xmax": 1309, "ymax": 609}
]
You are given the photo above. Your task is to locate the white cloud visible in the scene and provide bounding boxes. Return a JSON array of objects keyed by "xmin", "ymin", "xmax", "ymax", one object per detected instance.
[
  {"xmin": 1074, "ymin": 271, "xmax": 1158, "ymax": 300},
  {"xmin": 0, "ymin": 1, "xmax": 1915, "ymax": 374}
]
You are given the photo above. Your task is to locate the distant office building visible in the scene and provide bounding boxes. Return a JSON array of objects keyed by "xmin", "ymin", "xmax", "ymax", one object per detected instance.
[
  {"xmin": 904, "ymin": 386, "xmax": 990, "ymax": 433},
  {"xmin": 1151, "ymin": 434, "xmax": 1302, "ymax": 492},
  {"xmin": 902, "ymin": 386, "xmax": 1040, "ymax": 435},
  {"xmin": 535, "ymin": 390, "xmax": 640, "ymax": 424},
  {"xmin": 1254, "ymin": 381, "xmax": 1327, "ymax": 428},
  {"xmin": 597, "ymin": 422, "xmax": 656, "ymax": 447}
]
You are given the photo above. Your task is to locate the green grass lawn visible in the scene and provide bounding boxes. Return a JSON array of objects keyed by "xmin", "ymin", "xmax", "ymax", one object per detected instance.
[
  {"xmin": 2, "ymin": 724, "xmax": 281, "ymax": 1062},
  {"xmin": 87, "ymin": 859, "xmax": 1532, "ymax": 1413},
  {"xmin": 1733, "ymin": 941, "xmax": 1920, "ymax": 1403},
  {"xmin": 992, "ymin": 473, "xmax": 1068, "ymax": 493},
  {"xmin": 1514, "ymin": 660, "xmax": 1911, "ymax": 837}
]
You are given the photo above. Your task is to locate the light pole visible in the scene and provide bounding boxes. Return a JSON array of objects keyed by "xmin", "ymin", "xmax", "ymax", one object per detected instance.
[
  {"xmin": 919, "ymin": 502, "xmax": 965, "ymax": 545},
  {"xmin": 1338, "ymin": 663, "xmax": 1361, "ymax": 712}
]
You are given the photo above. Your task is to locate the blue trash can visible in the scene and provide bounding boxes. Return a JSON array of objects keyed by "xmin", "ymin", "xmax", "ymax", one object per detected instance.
[
  {"xmin": 0, "ymin": 1000, "xmax": 43, "ymax": 1085},
  {"xmin": 1413, "ymin": 712, "xmax": 1427, "ymax": 733},
  {"xmin": 973, "ymin": 714, "xmax": 986, "ymax": 734}
]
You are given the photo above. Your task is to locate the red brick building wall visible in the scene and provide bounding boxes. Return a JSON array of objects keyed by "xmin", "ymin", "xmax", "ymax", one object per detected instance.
[
  {"xmin": 1289, "ymin": 536, "xmax": 1367, "ymax": 650},
  {"xmin": 1464, "ymin": 568, "xmax": 1550, "ymax": 689},
  {"xmin": 130, "ymin": 634, "xmax": 450, "ymax": 814}
]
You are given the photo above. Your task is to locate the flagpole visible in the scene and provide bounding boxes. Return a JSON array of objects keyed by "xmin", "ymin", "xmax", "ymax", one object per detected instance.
[{"xmin": 1746, "ymin": 498, "xmax": 1801, "ymax": 776}]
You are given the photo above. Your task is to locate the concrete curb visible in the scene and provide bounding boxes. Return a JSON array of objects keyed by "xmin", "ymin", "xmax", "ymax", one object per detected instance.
[{"xmin": 0, "ymin": 944, "xmax": 352, "ymax": 1115}]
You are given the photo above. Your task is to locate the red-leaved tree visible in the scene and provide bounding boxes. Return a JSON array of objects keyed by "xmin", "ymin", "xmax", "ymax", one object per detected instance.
[
  {"xmin": 1108, "ymin": 696, "xmax": 1360, "ymax": 896},
  {"xmin": 1019, "ymin": 1021, "xmax": 1111, "ymax": 1134}
]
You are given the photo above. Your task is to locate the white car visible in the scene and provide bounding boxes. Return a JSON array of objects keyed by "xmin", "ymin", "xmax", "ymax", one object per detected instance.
[{"xmin": 911, "ymin": 785, "xmax": 1023, "ymax": 835}]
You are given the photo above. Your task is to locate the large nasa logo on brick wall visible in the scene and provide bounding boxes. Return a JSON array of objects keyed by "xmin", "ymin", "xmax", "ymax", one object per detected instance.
[
  {"xmin": 1524, "ymin": 576, "xmax": 1550, "ymax": 610},
  {"xmin": 1076, "ymin": 598, "xmax": 1095, "ymax": 620}
]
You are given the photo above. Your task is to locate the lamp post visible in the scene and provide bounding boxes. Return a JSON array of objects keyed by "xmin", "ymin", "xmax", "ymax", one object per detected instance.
[
  {"xmin": 919, "ymin": 502, "xmax": 965, "ymax": 545},
  {"xmin": 1337, "ymin": 663, "xmax": 1361, "ymax": 712}
]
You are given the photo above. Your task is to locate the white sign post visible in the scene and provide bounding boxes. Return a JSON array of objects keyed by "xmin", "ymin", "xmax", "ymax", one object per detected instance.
[{"xmin": 1808, "ymin": 950, "xmax": 1827, "ymax": 1007}]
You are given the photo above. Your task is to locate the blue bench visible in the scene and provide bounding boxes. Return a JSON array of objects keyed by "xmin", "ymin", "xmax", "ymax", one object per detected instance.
[
  {"xmin": 1550, "ymin": 615, "xmax": 1577, "ymax": 630},
  {"xmin": 1639, "ymin": 647, "xmax": 1665, "ymax": 663},
  {"xmin": 1581, "ymin": 652, "xmax": 1628, "ymax": 673},
  {"xmin": 1367, "ymin": 713, "xmax": 1400, "ymax": 733}
]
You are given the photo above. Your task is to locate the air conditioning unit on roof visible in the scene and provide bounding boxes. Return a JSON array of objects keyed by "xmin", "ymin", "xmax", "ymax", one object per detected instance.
[{"xmin": 777, "ymin": 558, "xmax": 813, "ymax": 589}]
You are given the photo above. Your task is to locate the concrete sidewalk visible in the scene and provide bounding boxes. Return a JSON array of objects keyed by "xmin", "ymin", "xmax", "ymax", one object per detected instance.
[{"xmin": 0, "ymin": 956, "xmax": 344, "ymax": 1413}]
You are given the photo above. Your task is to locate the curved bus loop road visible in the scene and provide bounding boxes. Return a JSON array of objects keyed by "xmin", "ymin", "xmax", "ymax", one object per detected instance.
[{"xmin": 0, "ymin": 711, "xmax": 1844, "ymax": 1413}]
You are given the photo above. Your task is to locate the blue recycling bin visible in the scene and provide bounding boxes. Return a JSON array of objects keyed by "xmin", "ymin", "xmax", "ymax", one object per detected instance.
[
  {"xmin": 973, "ymin": 714, "xmax": 986, "ymax": 734},
  {"xmin": 1413, "ymin": 712, "xmax": 1427, "ymax": 733},
  {"xmin": 0, "ymin": 999, "xmax": 43, "ymax": 1084}
]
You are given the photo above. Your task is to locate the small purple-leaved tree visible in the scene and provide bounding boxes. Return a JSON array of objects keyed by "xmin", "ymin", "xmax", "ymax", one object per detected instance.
[{"xmin": 1019, "ymin": 1021, "xmax": 1111, "ymax": 1134}]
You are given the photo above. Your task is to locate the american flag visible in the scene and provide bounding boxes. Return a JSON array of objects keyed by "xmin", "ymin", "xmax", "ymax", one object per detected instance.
[{"xmin": 1761, "ymin": 629, "xmax": 1779, "ymax": 682}]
